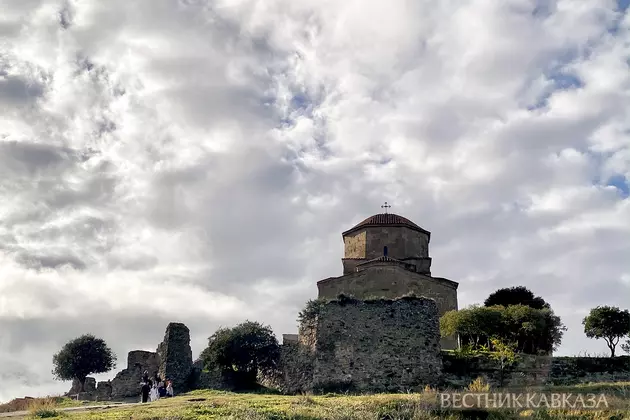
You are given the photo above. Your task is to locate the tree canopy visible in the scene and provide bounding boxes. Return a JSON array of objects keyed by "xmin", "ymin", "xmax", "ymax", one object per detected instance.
[
  {"xmin": 484, "ymin": 286, "xmax": 550, "ymax": 310},
  {"xmin": 440, "ymin": 304, "xmax": 565, "ymax": 354},
  {"xmin": 583, "ymin": 306, "xmax": 630, "ymax": 357},
  {"xmin": 52, "ymin": 334, "xmax": 116, "ymax": 391},
  {"xmin": 200, "ymin": 321, "xmax": 280, "ymax": 390}
]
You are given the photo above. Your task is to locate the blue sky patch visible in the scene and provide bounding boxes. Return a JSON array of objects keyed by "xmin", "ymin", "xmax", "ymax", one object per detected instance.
[{"xmin": 606, "ymin": 174, "xmax": 630, "ymax": 198}]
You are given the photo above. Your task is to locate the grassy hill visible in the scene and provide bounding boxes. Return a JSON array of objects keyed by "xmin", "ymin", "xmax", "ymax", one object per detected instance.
[{"xmin": 16, "ymin": 382, "xmax": 630, "ymax": 420}]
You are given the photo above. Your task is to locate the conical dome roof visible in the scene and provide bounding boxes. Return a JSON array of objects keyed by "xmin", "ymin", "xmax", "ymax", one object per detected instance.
[{"xmin": 341, "ymin": 213, "xmax": 431, "ymax": 237}]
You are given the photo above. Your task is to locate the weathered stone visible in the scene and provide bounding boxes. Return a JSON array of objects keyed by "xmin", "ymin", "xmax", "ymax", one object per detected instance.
[
  {"xmin": 84, "ymin": 377, "xmax": 96, "ymax": 393},
  {"xmin": 110, "ymin": 350, "xmax": 159, "ymax": 399},
  {"xmin": 441, "ymin": 353, "xmax": 630, "ymax": 388},
  {"xmin": 66, "ymin": 377, "xmax": 96, "ymax": 396},
  {"xmin": 282, "ymin": 334, "xmax": 298, "ymax": 344},
  {"xmin": 75, "ymin": 392, "xmax": 93, "ymax": 401},
  {"xmin": 157, "ymin": 322, "xmax": 193, "ymax": 395},
  {"xmin": 277, "ymin": 296, "xmax": 442, "ymax": 393},
  {"xmin": 95, "ymin": 381, "xmax": 112, "ymax": 401},
  {"xmin": 189, "ymin": 366, "xmax": 224, "ymax": 390},
  {"xmin": 317, "ymin": 213, "xmax": 459, "ymax": 350},
  {"xmin": 317, "ymin": 265, "xmax": 458, "ymax": 349},
  {"xmin": 67, "ymin": 379, "xmax": 81, "ymax": 395}
]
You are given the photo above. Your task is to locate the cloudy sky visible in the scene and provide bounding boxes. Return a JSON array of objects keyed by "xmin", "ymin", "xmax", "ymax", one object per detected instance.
[{"xmin": 1, "ymin": 0, "xmax": 629, "ymax": 402}]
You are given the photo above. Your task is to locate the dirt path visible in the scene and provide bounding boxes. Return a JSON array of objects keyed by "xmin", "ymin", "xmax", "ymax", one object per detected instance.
[{"xmin": 0, "ymin": 402, "xmax": 140, "ymax": 418}]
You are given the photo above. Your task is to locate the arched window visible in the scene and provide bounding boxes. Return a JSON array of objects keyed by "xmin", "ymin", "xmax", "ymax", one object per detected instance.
[{"xmin": 383, "ymin": 246, "xmax": 388, "ymax": 256}]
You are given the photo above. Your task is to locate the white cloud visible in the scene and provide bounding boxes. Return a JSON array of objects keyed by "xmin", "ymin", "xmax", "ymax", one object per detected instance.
[{"xmin": 0, "ymin": 0, "xmax": 629, "ymax": 402}]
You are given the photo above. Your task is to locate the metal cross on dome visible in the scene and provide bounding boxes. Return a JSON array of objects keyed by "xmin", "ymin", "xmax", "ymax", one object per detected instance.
[{"xmin": 381, "ymin": 201, "xmax": 391, "ymax": 214}]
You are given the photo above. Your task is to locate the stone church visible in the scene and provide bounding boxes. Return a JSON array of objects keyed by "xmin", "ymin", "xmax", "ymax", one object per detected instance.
[
  {"xmin": 287, "ymin": 208, "xmax": 459, "ymax": 349},
  {"xmin": 274, "ymin": 209, "xmax": 460, "ymax": 393}
]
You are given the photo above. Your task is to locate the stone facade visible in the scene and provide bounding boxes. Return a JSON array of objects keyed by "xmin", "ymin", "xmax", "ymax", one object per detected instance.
[
  {"xmin": 342, "ymin": 227, "xmax": 431, "ymax": 275},
  {"xmin": 275, "ymin": 296, "xmax": 443, "ymax": 393},
  {"xmin": 318, "ymin": 212, "xmax": 459, "ymax": 350},
  {"xmin": 442, "ymin": 353, "xmax": 630, "ymax": 388},
  {"xmin": 318, "ymin": 265, "xmax": 458, "ymax": 349}
]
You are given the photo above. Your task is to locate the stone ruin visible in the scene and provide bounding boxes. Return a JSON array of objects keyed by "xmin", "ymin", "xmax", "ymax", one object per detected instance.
[
  {"xmin": 67, "ymin": 322, "xmax": 212, "ymax": 401},
  {"xmin": 263, "ymin": 295, "xmax": 443, "ymax": 394},
  {"xmin": 67, "ymin": 299, "xmax": 445, "ymax": 401}
]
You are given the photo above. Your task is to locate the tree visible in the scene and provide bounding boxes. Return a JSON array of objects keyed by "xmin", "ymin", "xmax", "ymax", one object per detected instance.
[
  {"xmin": 484, "ymin": 286, "xmax": 549, "ymax": 310},
  {"xmin": 52, "ymin": 334, "xmax": 116, "ymax": 392},
  {"xmin": 583, "ymin": 306, "xmax": 630, "ymax": 357},
  {"xmin": 621, "ymin": 340, "xmax": 630, "ymax": 355},
  {"xmin": 200, "ymin": 321, "xmax": 280, "ymax": 390},
  {"xmin": 440, "ymin": 304, "xmax": 565, "ymax": 354},
  {"xmin": 488, "ymin": 338, "xmax": 518, "ymax": 387},
  {"xmin": 440, "ymin": 306, "xmax": 503, "ymax": 349},
  {"xmin": 500, "ymin": 304, "xmax": 565, "ymax": 354}
]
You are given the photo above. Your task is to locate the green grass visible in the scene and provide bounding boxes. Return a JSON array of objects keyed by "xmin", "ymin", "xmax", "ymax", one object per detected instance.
[
  {"xmin": 0, "ymin": 396, "xmax": 112, "ymax": 414},
  {"xmin": 23, "ymin": 383, "xmax": 629, "ymax": 420}
]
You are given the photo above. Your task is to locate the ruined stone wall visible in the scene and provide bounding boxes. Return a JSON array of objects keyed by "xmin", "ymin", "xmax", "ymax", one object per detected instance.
[
  {"xmin": 317, "ymin": 268, "xmax": 458, "ymax": 350},
  {"xmin": 109, "ymin": 350, "xmax": 160, "ymax": 400},
  {"xmin": 442, "ymin": 353, "xmax": 630, "ymax": 388},
  {"xmin": 157, "ymin": 323, "xmax": 193, "ymax": 395},
  {"xmin": 68, "ymin": 350, "xmax": 160, "ymax": 401},
  {"xmin": 68, "ymin": 323, "xmax": 195, "ymax": 402},
  {"xmin": 365, "ymin": 227, "xmax": 429, "ymax": 260},
  {"xmin": 282, "ymin": 296, "xmax": 442, "ymax": 393},
  {"xmin": 189, "ymin": 359, "xmax": 224, "ymax": 390}
]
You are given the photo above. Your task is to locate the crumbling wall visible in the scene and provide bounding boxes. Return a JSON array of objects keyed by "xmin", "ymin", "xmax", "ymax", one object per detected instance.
[
  {"xmin": 64, "ymin": 323, "xmax": 212, "ymax": 401},
  {"xmin": 279, "ymin": 296, "xmax": 442, "ymax": 393},
  {"xmin": 67, "ymin": 349, "xmax": 159, "ymax": 401},
  {"xmin": 311, "ymin": 296, "xmax": 442, "ymax": 393},
  {"xmin": 189, "ymin": 359, "xmax": 225, "ymax": 390},
  {"xmin": 157, "ymin": 322, "xmax": 193, "ymax": 395},
  {"xmin": 262, "ymin": 315, "xmax": 317, "ymax": 393},
  {"xmin": 442, "ymin": 352, "xmax": 630, "ymax": 388},
  {"xmin": 109, "ymin": 350, "xmax": 160, "ymax": 399}
]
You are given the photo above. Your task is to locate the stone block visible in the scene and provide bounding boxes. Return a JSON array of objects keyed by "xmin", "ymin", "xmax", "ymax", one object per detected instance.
[{"xmin": 95, "ymin": 381, "xmax": 112, "ymax": 401}]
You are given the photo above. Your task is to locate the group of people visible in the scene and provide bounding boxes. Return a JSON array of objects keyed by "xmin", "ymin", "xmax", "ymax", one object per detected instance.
[{"xmin": 140, "ymin": 370, "xmax": 174, "ymax": 403}]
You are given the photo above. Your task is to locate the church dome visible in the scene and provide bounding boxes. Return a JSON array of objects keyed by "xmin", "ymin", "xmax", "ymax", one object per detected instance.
[{"xmin": 342, "ymin": 213, "xmax": 431, "ymax": 237}]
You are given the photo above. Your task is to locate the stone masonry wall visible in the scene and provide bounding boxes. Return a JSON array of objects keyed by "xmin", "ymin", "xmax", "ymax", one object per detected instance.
[
  {"xmin": 303, "ymin": 296, "xmax": 442, "ymax": 393},
  {"xmin": 343, "ymin": 231, "xmax": 366, "ymax": 258},
  {"xmin": 365, "ymin": 226, "xmax": 429, "ymax": 260},
  {"xmin": 442, "ymin": 352, "xmax": 630, "ymax": 388},
  {"xmin": 317, "ymin": 265, "xmax": 458, "ymax": 350},
  {"xmin": 68, "ymin": 350, "xmax": 160, "ymax": 401},
  {"xmin": 108, "ymin": 350, "xmax": 160, "ymax": 400},
  {"xmin": 157, "ymin": 323, "xmax": 193, "ymax": 395},
  {"xmin": 68, "ymin": 324, "xmax": 195, "ymax": 401}
]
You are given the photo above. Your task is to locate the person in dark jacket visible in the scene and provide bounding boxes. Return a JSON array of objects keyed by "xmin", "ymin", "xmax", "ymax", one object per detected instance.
[
  {"xmin": 140, "ymin": 380, "xmax": 150, "ymax": 403},
  {"xmin": 140, "ymin": 370, "xmax": 153, "ymax": 403}
]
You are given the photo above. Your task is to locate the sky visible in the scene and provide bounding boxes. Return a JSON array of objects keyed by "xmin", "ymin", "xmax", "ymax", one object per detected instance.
[{"xmin": 0, "ymin": 0, "xmax": 629, "ymax": 403}]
